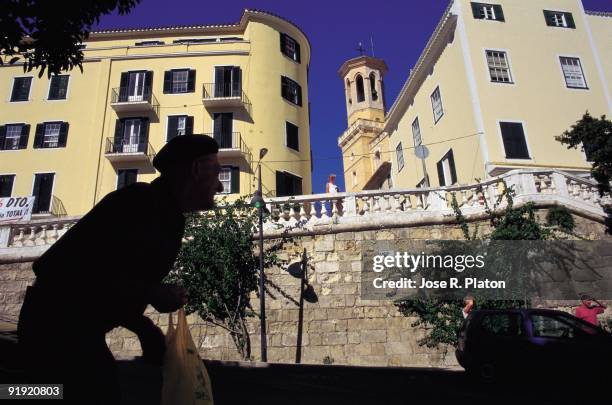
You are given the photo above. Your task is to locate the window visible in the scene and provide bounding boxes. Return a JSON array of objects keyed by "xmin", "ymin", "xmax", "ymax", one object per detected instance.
[
  {"xmin": 213, "ymin": 66, "xmax": 241, "ymax": 97},
  {"xmin": 481, "ymin": 313, "xmax": 523, "ymax": 336},
  {"xmin": 280, "ymin": 33, "xmax": 301, "ymax": 63},
  {"xmin": 286, "ymin": 122, "xmax": 299, "ymax": 151},
  {"xmin": 167, "ymin": 115, "xmax": 193, "ymax": 141},
  {"xmin": 560, "ymin": 57, "xmax": 587, "ymax": 89},
  {"xmin": 213, "ymin": 113, "xmax": 233, "ymax": 149},
  {"xmin": 346, "ymin": 79, "xmax": 352, "ymax": 105},
  {"xmin": 430, "ymin": 87, "xmax": 444, "ymax": 123},
  {"xmin": 10, "ymin": 77, "xmax": 32, "ymax": 102},
  {"xmin": 356, "ymin": 75, "xmax": 365, "ymax": 103},
  {"xmin": 48, "ymin": 75, "xmax": 69, "ymax": 100},
  {"xmin": 113, "ymin": 118, "xmax": 149, "ymax": 153},
  {"xmin": 544, "ymin": 10, "xmax": 575, "ymax": 29},
  {"xmin": 352, "ymin": 171, "xmax": 357, "ymax": 187},
  {"xmin": 135, "ymin": 40, "xmax": 165, "ymax": 46},
  {"xmin": 218, "ymin": 167, "xmax": 239, "ymax": 194},
  {"xmin": 173, "ymin": 38, "xmax": 216, "ymax": 44},
  {"xmin": 471, "ymin": 2, "xmax": 505, "ymax": 22},
  {"xmin": 0, "ymin": 124, "xmax": 29, "ymax": 150},
  {"xmin": 32, "ymin": 173, "xmax": 54, "ymax": 214},
  {"xmin": 0, "ymin": 175, "xmax": 15, "ymax": 197},
  {"xmin": 118, "ymin": 71, "xmax": 153, "ymax": 102},
  {"xmin": 412, "ymin": 117, "xmax": 422, "ymax": 147},
  {"xmin": 34, "ymin": 122, "xmax": 69, "ymax": 149},
  {"xmin": 500, "ymin": 122, "xmax": 530, "ymax": 159},
  {"xmin": 281, "ymin": 76, "xmax": 302, "ymax": 106},
  {"xmin": 163, "ymin": 69, "xmax": 195, "ymax": 94},
  {"xmin": 437, "ymin": 149, "xmax": 457, "ymax": 186},
  {"xmin": 396, "ymin": 143, "xmax": 404, "ymax": 172},
  {"xmin": 486, "ymin": 50, "xmax": 513, "ymax": 83},
  {"xmin": 117, "ymin": 169, "xmax": 138, "ymax": 190},
  {"xmin": 276, "ymin": 171, "xmax": 302, "ymax": 197},
  {"xmin": 369, "ymin": 73, "xmax": 378, "ymax": 101},
  {"xmin": 531, "ymin": 314, "xmax": 577, "ymax": 339}
]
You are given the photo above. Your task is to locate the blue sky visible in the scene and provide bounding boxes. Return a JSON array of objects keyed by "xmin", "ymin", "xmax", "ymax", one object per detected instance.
[{"xmin": 95, "ymin": 0, "xmax": 612, "ymax": 193}]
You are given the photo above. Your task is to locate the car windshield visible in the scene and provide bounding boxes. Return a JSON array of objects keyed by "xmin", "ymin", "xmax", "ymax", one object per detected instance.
[{"xmin": 531, "ymin": 313, "xmax": 600, "ymax": 339}]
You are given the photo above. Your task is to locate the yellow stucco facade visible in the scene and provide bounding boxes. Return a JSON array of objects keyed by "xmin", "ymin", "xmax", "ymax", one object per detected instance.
[
  {"xmin": 338, "ymin": 0, "xmax": 611, "ymax": 190},
  {"xmin": 0, "ymin": 10, "xmax": 312, "ymax": 216}
]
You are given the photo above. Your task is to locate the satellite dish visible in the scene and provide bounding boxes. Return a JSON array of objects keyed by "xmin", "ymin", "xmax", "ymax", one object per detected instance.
[{"xmin": 414, "ymin": 145, "xmax": 429, "ymax": 160}]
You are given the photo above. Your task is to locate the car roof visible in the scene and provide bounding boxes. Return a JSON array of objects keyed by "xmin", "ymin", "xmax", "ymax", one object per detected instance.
[{"xmin": 471, "ymin": 308, "xmax": 570, "ymax": 316}]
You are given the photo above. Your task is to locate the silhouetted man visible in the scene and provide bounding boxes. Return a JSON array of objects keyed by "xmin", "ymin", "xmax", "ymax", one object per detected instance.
[{"xmin": 18, "ymin": 135, "xmax": 223, "ymax": 404}]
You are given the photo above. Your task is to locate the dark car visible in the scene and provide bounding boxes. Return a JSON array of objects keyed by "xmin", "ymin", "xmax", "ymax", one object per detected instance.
[{"xmin": 456, "ymin": 308, "xmax": 612, "ymax": 381}]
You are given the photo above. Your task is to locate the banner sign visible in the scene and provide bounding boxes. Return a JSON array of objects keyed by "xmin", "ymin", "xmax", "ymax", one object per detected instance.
[{"xmin": 0, "ymin": 197, "xmax": 35, "ymax": 223}]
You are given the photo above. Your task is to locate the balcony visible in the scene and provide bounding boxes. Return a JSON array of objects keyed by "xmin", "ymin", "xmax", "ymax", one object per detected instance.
[
  {"xmin": 104, "ymin": 137, "xmax": 155, "ymax": 163},
  {"xmin": 203, "ymin": 132, "xmax": 249, "ymax": 158},
  {"xmin": 110, "ymin": 86, "xmax": 160, "ymax": 115},
  {"xmin": 202, "ymin": 83, "xmax": 251, "ymax": 110}
]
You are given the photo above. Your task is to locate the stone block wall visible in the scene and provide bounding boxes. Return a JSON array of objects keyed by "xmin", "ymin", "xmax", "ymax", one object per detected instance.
[{"xmin": 1, "ymin": 213, "xmax": 610, "ymax": 368}]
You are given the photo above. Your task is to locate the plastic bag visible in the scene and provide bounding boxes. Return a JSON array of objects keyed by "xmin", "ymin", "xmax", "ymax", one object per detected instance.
[{"xmin": 161, "ymin": 308, "xmax": 214, "ymax": 405}]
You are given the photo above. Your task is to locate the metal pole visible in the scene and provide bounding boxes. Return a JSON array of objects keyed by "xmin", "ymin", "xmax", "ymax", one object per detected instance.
[{"xmin": 257, "ymin": 163, "xmax": 267, "ymax": 362}]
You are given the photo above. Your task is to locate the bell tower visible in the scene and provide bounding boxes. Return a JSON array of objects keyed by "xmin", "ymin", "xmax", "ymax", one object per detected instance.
[{"xmin": 337, "ymin": 56, "xmax": 388, "ymax": 191}]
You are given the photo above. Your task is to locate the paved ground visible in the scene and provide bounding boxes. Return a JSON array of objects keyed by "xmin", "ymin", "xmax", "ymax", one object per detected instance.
[{"xmin": 0, "ymin": 323, "xmax": 603, "ymax": 404}]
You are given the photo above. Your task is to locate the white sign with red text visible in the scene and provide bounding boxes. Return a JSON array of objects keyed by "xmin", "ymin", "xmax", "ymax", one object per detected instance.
[{"xmin": 0, "ymin": 197, "xmax": 35, "ymax": 223}]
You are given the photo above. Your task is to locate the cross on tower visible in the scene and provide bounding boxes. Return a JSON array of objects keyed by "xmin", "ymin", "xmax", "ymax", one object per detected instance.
[{"xmin": 356, "ymin": 42, "xmax": 366, "ymax": 56}]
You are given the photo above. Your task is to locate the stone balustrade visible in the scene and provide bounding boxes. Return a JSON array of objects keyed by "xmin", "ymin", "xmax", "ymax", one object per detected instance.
[
  {"xmin": 261, "ymin": 169, "xmax": 610, "ymax": 236},
  {"xmin": 0, "ymin": 169, "xmax": 609, "ymax": 252}
]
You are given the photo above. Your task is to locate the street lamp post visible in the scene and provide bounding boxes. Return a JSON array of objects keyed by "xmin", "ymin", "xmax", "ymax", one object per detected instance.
[{"xmin": 251, "ymin": 148, "xmax": 268, "ymax": 362}]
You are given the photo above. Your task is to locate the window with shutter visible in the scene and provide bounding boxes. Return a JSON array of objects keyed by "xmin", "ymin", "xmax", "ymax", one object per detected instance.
[
  {"xmin": 486, "ymin": 50, "xmax": 513, "ymax": 83},
  {"xmin": 42, "ymin": 122, "xmax": 61, "ymax": 148},
  {"xmin": 275, "ymin": 171, "xmax": 302, "ymax": 197},
  {"xmin": 430, "ymin": 87, "xmax": 444, "ymax": 123},
  {"xmin": 437, "ymin": 149, "xmax": 457, "ymax": 186},
  {"xmin": 560, "ymin": 57, "xmax": 587, "ymax": 89},
  {"xmin": 281, "ymin": 76, "xmax": 302, "ymax": 106},
  {"xmin": 500, "ymin": 122, "xmax": 530, "ymax": 159},
  {"xmin": 280, "ymin": 33, "xmax": 301, "ymax": 62},
  {"xmin": 48, "ymin": 75, "xmax": 70, "ymax": 100},
  {"xmin": 0, "ymin": 175, "xmax": 15, "ymax": 198},
  {"xmin": 396, "ymin": 143, "xmax": 405, "ymax": 172},
  {"xmin": 471, "ymin": 2, "xmax": 504, "ymax": 21},
  {"xmin": 219, "ymin": 167, "xmax": 232, "ymax": 194},
  {"xmin": 117, "ymin": 169, "xmax": 138, "ymax": 190},
  {"xmin": 10, "ymin": 77, "xmax": 32, "ymax": 102},
  {"xmin": 3, "ymin": 124, "xmax": 24, "ymax": 150},
  {"xmin": 412, "ymin": 117, "xmax": 422, "ymax": 146},
  {"xmin": 286, "ymin": 122, "xmax": 299, "ymax": 151},
  {"xmin": 32, "ymin": 173, "xmax": 54, "ymax": 214},
  {"xmin": 544, "ymin": 10, "xmax": 575, "ymax": 29}
]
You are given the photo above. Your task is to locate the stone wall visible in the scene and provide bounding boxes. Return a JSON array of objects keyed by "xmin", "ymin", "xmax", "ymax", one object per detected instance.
[{"xmin": 1, "ymin": 213, "xmax": 610, "ymax": 368}]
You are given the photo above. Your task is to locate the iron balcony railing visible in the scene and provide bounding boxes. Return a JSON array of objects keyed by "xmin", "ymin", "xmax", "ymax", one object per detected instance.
[
  {"xmin": 105, "ymin": 136, "xmax": 156, "ymax": 157},
  {"xmin": 202, "ymin": 83, "xmax": 251, "ymax": 104},
  {"xmin": 202, "ymin": 132, "xmax": 250, "ymax": 156},
  {"xmin": 110, "ymin": 86, "xmax": 160, "ymax": 114}
]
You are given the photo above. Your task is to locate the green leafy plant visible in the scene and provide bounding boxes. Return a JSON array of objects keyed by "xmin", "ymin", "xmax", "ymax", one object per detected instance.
[
  {"xmin": 546, "ymin": 206, "xmax": 575, "ymax": 234},
  {"xmin": 167, "ymin": 197, "xmax": 291, "ymax": 360},
  {"xmin": 1, "ymin": 0, "xmax": 141, "ymax": 77},
  {"xmin": 395, "ymin": 183, "xmax": 548, "ymax": 348},
  {"xmin": 556, "ymin": 112, "xmax": 612, "ymax": 197}
]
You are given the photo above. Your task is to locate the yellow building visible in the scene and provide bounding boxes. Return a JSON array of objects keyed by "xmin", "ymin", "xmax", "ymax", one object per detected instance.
[
  {"xmin": 338, "ymin": 0, "xmax": 611, "ymax": 191},
  {"xmin": 0, "ymin": 9, "xmax": 312, "ymax": 216}
]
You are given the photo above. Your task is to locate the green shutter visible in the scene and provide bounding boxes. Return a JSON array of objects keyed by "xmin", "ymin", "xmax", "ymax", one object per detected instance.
[
  {"xmin": 19, "ymin": 124, "xmax": 30, "ymax": 149},
  {"xmin": 566, "ymin": 13, "xmax": 575, "ymax": 29},
  {"xmin": 471, "ymin": 2, "xmax": 482, "ymax": 19},
  {"xmin": 33, "ymin": 124, "xmax": 45, "ymax": 149},
  {"xmin": 437, "ymin": 160, "xmax": 445, "ymax": 186},
  {"xmin": 163, "ymin": 71, "xmax": 172, "ymax": 93},
  {"xmin": 231, "ymin": 167, "xmax": 240, "ymax": 194},
  {"xmin": 493, "ymin": 4, "xmax": 504, "ymax": 22},
  {"xmin": 185, "ymin": 116, "xmax": 194, "ymax": 135},
  {"xmin": 0, "ymin": 126, "xmax": 5, "ymax": 150},
  {"xmin": 167, "ymin": 116, "xmax": 179, "ymax": 142},
  {"xmin": 448, "ymin": 149, "xmax": 457, "ymax": 184},
  {"xmin": 58, "ymin": 122, "xmax": 69, "ymax": 147},
  {"xmin": 187, "ymin": 69, "xmax": 196, "ymax": 92}
]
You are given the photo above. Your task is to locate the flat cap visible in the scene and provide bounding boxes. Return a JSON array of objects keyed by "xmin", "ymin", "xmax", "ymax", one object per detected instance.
[{"xmin": 153, "ymin": 135, "xmax": 219, "ymax": 173}]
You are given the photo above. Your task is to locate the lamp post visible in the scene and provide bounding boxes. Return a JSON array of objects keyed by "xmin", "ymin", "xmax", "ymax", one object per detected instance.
[{"xmin": 251, "ymin": 148, "xmax": 268, "ymax": 362}]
